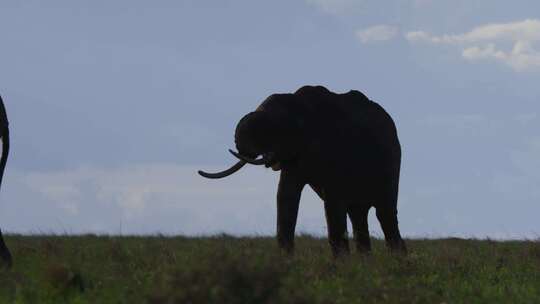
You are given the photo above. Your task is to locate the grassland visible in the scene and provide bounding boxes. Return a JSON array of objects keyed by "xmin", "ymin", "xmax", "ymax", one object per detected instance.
[{"xmin": 0, "ymin": 235, "xmax": 539, "ymax": 303}]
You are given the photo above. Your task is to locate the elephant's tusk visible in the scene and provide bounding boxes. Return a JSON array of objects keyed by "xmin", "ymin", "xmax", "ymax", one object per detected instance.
[
  {"xmin": 228, "ymin": 149, "xmax": 266, "ymax": 165},
  {"xmin": 198, "ymin": 160, "xmax": 247, "ymax": 179}
]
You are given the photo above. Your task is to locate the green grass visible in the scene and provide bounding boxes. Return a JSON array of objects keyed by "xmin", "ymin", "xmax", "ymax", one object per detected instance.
[{"xmin": 0, "ymin": 235, "xmax": 539, "ymax": 303}]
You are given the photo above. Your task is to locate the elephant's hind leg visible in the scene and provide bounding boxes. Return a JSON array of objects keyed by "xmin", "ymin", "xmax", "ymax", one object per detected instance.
[
  {"xmin": 347, "ymin": 204, "xmax": 371, "ymax": 253},
  {"xmin": 375, "ymin": 204, "xmax": 406, "ymax": 254},
  {"xmin": 0, "ymin": 229, "xmax": 12, "ymax": 268},
  {"xmin": 324, "ymin": 201, "xmax": 350, "ymax": 257}
]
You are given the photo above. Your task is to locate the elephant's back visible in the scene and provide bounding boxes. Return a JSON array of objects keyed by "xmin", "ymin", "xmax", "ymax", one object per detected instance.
[
  {"xmin": 301, "ymin": 88, "xmax": 400, "ymax": 151},
  {"xmin": 300, "ymin": 89, "xmax": 401, "ymax": 188}
]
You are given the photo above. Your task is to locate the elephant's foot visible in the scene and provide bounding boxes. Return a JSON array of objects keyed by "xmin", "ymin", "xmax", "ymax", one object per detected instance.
[
  {"xmin": 354, "ymin": 235, "xmax": 372, "ymax": 255},
  {"xmin": 0, "ymin": 250, "xmax": 12, "ymax": 269},
  {"xmin": 355, "ymin": 244, "xmax": 372, "ymax": 255},
  {"xmin": 330, "ymin": 239, "xmax": 350, "ymax": 258},
  {"xmin": 279, "ymin": 247, "xmax": 294, "ymax": 256},
  {"xmin": 387, "ymin": 238, "xmax": 407, "ymax": 255},
  {"xmin": 0, "ymin": 231, "xmax": 12, "ymax": 269},
  {"xmin": 277, "ymin": 238, "xmax": 295, "ymax": 256}
]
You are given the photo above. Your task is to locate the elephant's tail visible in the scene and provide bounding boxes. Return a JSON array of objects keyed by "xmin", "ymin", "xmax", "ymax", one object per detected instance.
[
  {"xmin": 0, "ymin": 128, "xmax": 9, "ymax": 191},
  {"xmin": 0, "ymin": 120, "xmax": 10, "ymax": 267},
  {"xmin": 0, "ymin": 96, "xmax": 11, "ymax": 268}
]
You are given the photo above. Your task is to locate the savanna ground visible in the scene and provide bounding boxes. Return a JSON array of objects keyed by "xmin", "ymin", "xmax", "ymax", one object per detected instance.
[{"xmin": 0, "ymin": 235, "xmax": 539, "ymax": 303}]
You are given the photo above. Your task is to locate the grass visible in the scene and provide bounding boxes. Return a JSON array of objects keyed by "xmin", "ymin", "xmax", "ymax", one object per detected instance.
[{"xmin": 0, "ymin": 235, "xmax": 539, "ymax": 303}]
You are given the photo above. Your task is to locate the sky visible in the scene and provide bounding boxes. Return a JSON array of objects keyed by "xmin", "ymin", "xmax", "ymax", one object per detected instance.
[{"xmin": 0, "ymin": 0, "xmax": 539, "ymax": 238}]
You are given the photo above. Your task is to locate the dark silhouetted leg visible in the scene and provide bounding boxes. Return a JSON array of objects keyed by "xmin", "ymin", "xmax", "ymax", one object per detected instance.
[
  {"xmin": 324, "ymin": 201, "xmax": 350, "ymax": 257},
  {"xmin": 0, "ymin": 229, "xmax": 12, "ymax": 268},
  {"xmin": 348, "ymin": 204, "xmax": 371, "ymax": 253},
  {"xmin": 276, "ymin": 170, "xmax": 305, "ymax": 254},
  {"xmin": 375, "ymin": 206, "xmax": 406, "ymax": 253},
  {"xmin": 0, "ymin": 100, "xmax": 11, "ymax": 267}
]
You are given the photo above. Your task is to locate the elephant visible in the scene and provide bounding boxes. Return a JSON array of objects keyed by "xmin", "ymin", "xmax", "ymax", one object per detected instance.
[
  {"xmin": 0, "ymin": 95, "xmax": 10, "ymax": 267},
  {"xmin": 199, "ymin": 85, "xmax": 406, "ymax": 256}
]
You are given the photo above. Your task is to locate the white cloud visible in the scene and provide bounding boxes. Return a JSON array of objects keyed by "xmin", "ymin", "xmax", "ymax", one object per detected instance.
[
  {"xmin": 356, "ymin": 25, "xmax": 399, "ymax": 43},
  {"xmin": 407, "ymin": 19, "xmax": 540, "ymax": 44},
  {"xmin": 406, "ymin": 19, "xmax": 540, "ymax": 71}
]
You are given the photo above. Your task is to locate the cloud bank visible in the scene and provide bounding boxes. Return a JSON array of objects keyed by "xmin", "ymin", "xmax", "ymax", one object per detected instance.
[
  {"xmin": 2, "ymin": 154, "xmax": 540, "ymax": 239},
  {"xmin": 0, "ymin": 164, "xmax": 328, "ymax": 236},
  {"xmin": 406, "ymin": 19, "xmax": 540, "ymax": 71}
]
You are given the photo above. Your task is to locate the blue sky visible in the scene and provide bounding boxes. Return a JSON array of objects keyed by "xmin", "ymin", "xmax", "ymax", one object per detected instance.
[{"xmin": 0, "ymin": 1, "xmax": 539, "ymax": 238}]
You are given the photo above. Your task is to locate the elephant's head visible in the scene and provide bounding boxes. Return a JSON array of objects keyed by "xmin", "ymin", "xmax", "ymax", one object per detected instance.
[
  {"xmin": 199, "ymin": 99, "xmax": 304, "ymax": 179},
  {"xmin": 233, "ymin": 110, "xmax": 283, "ymax": 170}
]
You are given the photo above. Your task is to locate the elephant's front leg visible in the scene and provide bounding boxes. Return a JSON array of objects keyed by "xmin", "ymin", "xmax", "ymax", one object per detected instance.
[
  {"xmin": 324, "ymin": 200, "xmax": 350, "ymax": 257},
  {"xmin": 276, "ymin": 170, "xmax": 305, "ymax": 254}
]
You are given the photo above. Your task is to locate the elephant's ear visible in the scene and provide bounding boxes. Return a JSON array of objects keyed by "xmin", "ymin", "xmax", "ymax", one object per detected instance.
[{"xmin": 285, "ymin": 111, "xmax": 307, "ymax": 133}]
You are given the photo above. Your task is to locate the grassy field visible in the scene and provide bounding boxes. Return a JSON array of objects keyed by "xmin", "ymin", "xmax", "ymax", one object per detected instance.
[{"xmin": 0, "ymin": 235, "xmax": 539, "ymax": 303}]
